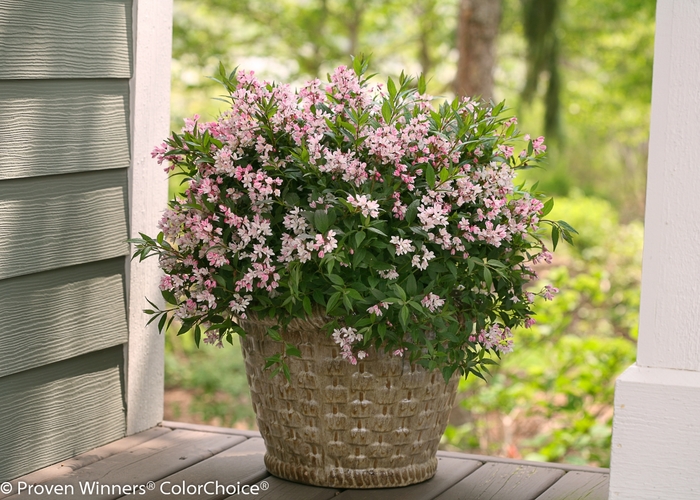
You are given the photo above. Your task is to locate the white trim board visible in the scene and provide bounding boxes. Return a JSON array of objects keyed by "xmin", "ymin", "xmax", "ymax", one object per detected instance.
[{"xmin": 126, "ymin": 0, "xmax": 173, "ymax": 435}]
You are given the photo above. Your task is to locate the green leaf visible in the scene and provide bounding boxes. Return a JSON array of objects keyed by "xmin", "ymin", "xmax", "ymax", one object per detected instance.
[
  {"xmin": 285, "ymin": 192, "xmax": 301, "ymax": 207},
  {"xmin": 267, "ymin": 327, "xmax": 282, "ymax": 342},
  {"xmin": 399, "ymin": 305, "xmax": 410, "ymax": 330},
  {"xmin": 367, "ymin": 226, "xmax": 388, "ymax": 237},
  {"xmin": 439, "ymin": 168, "xmax": 450, "ymax": 183},
  {"xmin": 161, "ymin": 289, "xmax": 177, "ymax": 305},
  {"xmin": 405, "ymin": 274, "xmax": 417, "ymax": 296},
  {"xmin": 353, "ymin": 248, "xmax": 367, "ymax": 268},
  {"xmin": 178, "ymin": 321, "xmax": 191, "ymax": 336},
  {"xmin": 355, "ymin": 231, "xmax": 366, "ymax": 247},
  {"xmin": 327, "ymin": 292, "xmax": 342, "ymax": 313},
  {"xmin": 541, "ymin": 198, "xmax": 554, "ymax": 217},
  {"xmin": 483, "ymin": 267, "xmax": 492, "ymax": 290},
  {"xmin": 328, "ymin": 274, "xmax": 344, "ymax": 286},
  {"xmin": 487, "ymin": 259, "xmax": 506, "ymax": 268},
  {"xmin": 442, "ymin": 365, "xmax": 458, "ymax": 383},
  {"xmin": 312, "ymin": 289, "xmax": 325, "ymax": 305},
  {"xmin": 557, "ymin": 220, "xmax": 579, "ymax": 234},
  {"xmin": 157, "ymin": 313, "xmax": 167, "ymax": 333},
  {"xmin": 302, "ymin": 296, "xmax": 312, "ymax": 316},
  {"xmin": 408, "ymin": 300, "xmax": 423, "ymax": 312},
  {"xmin": 405, "ymin": 199, "xmax": 420, "ymax": 224},
  {"xmin": 551, "ymin": 225, "xmax": 560, "ymax": 251},
  {"xmin": 285, "ymin": 345, "xmax": 301, "ymax": 358},
  {"xmin": 426, "ymin": 164, "xmax": 436, "ymax": 189},
  {"xmin": 392, "ymin": 283, "xmax": 407, "ymax": 301},
  {"xmin": 342, "ymin": 293, "xmax": 353, "ymax": 311},
  {"xmin": 447, "ymin": 261, "xmax": 458, "ymax": 278},
  {"xmin": 381, "ymin": 101, "xmax": 392, "ymax": 123},
  {"xmin": 562, "ymin": 229, "xmax": 574, "ymax": 245},
  {"xmin": 315, "ymin": 209, "xmax": 330, "ymax": 233},
  {"xmin": 417, "ymin": 74, "xmax": 427, "ymax": 94},
  {"xmin": 194, "ymin": 325, "xmax": 201, "ymax": 348},
  {"xmin": 387, "ymin": 76, "xmax": 397, "ymax": 98}
]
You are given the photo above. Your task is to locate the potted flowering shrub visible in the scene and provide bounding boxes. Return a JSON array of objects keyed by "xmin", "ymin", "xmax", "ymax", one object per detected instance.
[{"xmin": 131, "ymin": 56, "xmax": 573, "ymax": 488}]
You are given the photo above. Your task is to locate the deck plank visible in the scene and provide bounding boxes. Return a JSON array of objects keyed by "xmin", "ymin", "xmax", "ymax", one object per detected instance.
[
  {"xmin": 335, "ymin": 457, "xmax": 482, "ymax": 499},
  {"xmin": 4, "ymin": 425, "xmax": 612, "ymax": 500},
  {"xmin": 437, "ymin": 451, "xmax": 609, "ymax": 474},
  {"xmin": 0, "ymin": 427, "xmax": 170, "ymax": 500},
  {"xmin": 9, "ymin": 430, "xmax": 245, "ymax": 500},
  {"xmin": 251, "ymin": 476, "xmax": 339, "ymax": 500},
  {"xmin": 535, "ymin": 471, "xmax": 610, "ymax": 500},
  {"xmin": 140, "ymin": 438, "xmax": 267, "ymax": 500},
  {"xmin": 161, "ymin": 420, "xmax": 261, "ymax": 438},
  {"xmin": 434, "ymin": 462, "xmax": 565, "ymax": 500}
]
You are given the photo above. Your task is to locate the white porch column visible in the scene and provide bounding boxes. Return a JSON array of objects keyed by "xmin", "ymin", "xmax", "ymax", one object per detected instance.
[
  {"xmin": 609, "ymin": 1, "xmax": 700, "ymax": 498},
  {"xmin": 126, "ymin": 0, "xmax": 173, "ymax": 434}
]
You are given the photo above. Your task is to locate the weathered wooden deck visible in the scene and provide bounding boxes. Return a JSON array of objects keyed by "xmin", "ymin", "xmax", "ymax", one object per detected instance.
[{"xmin": 0, "ymin": 421, "xmax": 609, "ymax": 499}]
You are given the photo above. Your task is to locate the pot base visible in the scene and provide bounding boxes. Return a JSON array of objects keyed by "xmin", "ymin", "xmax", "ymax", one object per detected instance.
[{"xmin": 264, "ymin": 454, "xmax": 438, "ymax": 489}]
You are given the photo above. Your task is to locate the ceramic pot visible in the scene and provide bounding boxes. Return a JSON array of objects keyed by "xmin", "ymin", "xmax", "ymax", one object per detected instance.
[{"xmin": 239, "ymin": 315, "xmax": 459, "ymax": 488}]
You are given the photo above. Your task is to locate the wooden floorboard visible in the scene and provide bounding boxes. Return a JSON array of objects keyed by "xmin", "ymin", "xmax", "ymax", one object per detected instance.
[
  {"xmin": 6, "ymin": 422, "xmax": 610, "ymax": 500},
  {"xmin": 434, "ymin": 462, "xmax": 566, "ymax": 500},
  {"xmin": 535, "ymin": 471, "xmax": 610, "ymax": 500},
  {"xmin": 138, "ymin": 438, "xmax": 268, "ymax": 500},
  {"xmin": 250, "ymin": 476, "xmax": 339, "ymax": 500},
  {"xmin": 7, "ymin": 430, "xmax": 244, "ymax": 500},
  {"xmin": 0, "ymin": 427, "xmax": 170, "ymax": 500}
]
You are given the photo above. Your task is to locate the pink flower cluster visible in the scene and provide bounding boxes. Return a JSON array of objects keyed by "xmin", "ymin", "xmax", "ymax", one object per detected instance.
[
  {"xmin": 332, "ymin": 327, "xmax": 367, "ymax": 365},
  {"xmin": 469, "ymin": 324, "xmax": 514, "ymax": 354},
  {"xmin": 143, "ymin": 61, "xmax": 563, "ymax": 373}
]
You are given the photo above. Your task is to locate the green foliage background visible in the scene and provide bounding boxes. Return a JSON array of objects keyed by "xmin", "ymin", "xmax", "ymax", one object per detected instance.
[{"xmin": 165, "ymin": 0, "xmax": 655, "ymax": 466}]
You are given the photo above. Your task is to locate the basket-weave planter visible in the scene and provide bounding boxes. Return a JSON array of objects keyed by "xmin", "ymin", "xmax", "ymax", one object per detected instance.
[{"xmin": 238, "ymin": 316, "xmax": 459, "ymax": 488}]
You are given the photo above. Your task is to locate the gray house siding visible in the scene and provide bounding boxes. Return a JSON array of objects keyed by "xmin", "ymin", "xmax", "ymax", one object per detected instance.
[{"xmin": 0, "ymin": 0, "xmax": 133, "ymax": 481}]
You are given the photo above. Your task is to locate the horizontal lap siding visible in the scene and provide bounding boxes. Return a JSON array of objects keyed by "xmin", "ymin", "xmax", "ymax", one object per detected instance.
[
  {"xmin": 0, "ymin": 259, "xmax": 129, "ymax": 378},
  {"xmin": 0, "ymin": 170, "xmax": 130, "ymax": 280},
  {"xmin": 0, "ymin": 0, "xmax": 132, "ymax": 79},
  {"xmin": 0, "ymin": 0, "xmax": 134, "ymax": 480},
  {"xmin": 0, "ymin": 347, "xmax": 126, "ymax": 482},
  {"xmin": 0, "ymin": 80, "xmax": 130, "ymax": 180}
]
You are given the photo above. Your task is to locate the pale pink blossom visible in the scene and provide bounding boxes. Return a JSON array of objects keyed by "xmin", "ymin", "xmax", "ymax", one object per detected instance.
[
  {"xmin": 421, "ymin": 293, "xmax": 445, "ymax": 312},
  {"xmin": 389, "ymin": 236, "xmax": 415, "ymax": 256},
  {"xmin": 347, "ymin": 194, "xmax": 381, "ymax": 218}
]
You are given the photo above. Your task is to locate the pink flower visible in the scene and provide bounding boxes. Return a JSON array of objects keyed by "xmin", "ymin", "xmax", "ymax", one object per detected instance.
[
  {"xmin": 378, "ymin": 267, "xmax": 399, "ymax": 280},
  {"xmin": 347, "ymin": 194, "xmax": 380, "ymax": 218},
  {"xmin": 542, "ymin": 285, "xmax": 559, "ymax": 301},
  {"xmin": 389, "ymin": 236, "xmax": 416, "ymax": 256},
  {"xmin": 421, "ymin": 293, "xmax": 445, "ymax": 312}
]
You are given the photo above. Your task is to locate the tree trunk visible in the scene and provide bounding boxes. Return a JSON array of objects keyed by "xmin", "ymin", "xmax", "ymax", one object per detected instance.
[{"xmin": 454, "ymin": 0, "xmax": 502, "ymax": 101}]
